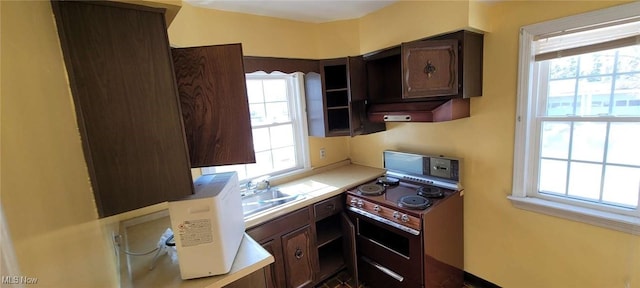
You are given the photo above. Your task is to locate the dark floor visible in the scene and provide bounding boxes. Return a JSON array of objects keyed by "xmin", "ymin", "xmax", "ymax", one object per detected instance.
[{"xmin": 315, "ymin": 270, "xmax": 478, "ymax": 288}]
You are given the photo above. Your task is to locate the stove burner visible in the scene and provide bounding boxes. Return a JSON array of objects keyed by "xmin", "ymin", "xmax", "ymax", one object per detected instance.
[
  {"xmin": 398, "ymin": 195, "xmax": 432, "ymax": 210},
  {"xmin": 417, "ymin": 186, "xmax": 444, "ymax": 198},
  {"xmin": 376, "ymin": 176, "xmax": 399, "ymax": 186},
  {"xmin": 358, "ymin": 184, "xmax": 385, "ymax": 196}
]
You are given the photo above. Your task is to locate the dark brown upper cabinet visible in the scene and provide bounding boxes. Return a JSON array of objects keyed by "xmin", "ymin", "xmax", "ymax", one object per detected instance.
[
  {"xmin": 365, "ymin": 30, "xmax": 483, "ymax": 123},
  {"xmin": 305, "ymin": 57, "xmax": 385, "ymax": 137},
  {"xmin": 52, "ymin": 1, "xmax": 194, "ymax": 217},
  {"xmin": 403, "ymin": 39, "xmax": 459, "ymax": 99},
  {"xmin": 172, "ymin": 44, "xmax": 256, "ymax": 168}
]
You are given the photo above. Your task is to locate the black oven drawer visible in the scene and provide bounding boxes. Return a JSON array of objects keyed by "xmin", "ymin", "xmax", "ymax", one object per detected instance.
[
  {"xmin": 355, "ymin": 213, "xmax": 423, "ymax": 284},
  {"xmin": 358, "ymin": 256, "xmax": 421, "ymax": 288}
]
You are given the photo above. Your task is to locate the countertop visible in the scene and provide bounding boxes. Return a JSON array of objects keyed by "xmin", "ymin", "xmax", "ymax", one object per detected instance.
[
  {"xmin": 119, "ymin": 211, "xmax": 273, "ymax": 288},
  {"xmin": 118, "ymin": 162, "xmax": 385, "ymax": 287},
  {"xmin": 243, "ymin": 163, "xmax": 385, "ymax": 228}
]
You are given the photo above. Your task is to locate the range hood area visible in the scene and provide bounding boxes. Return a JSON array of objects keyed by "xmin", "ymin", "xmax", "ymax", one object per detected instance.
[{"xmin": 363, "ymin": 30, "xmax": 483, "ymax": 123}]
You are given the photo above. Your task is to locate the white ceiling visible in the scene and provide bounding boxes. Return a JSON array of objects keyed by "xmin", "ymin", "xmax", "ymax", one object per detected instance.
[{"xmin": 185, "ymin": 0, "xmax": 397, "ymax": 23}]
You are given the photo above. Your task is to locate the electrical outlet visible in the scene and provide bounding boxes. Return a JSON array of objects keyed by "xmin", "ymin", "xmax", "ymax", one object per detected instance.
[{"xmin": 320, "ymin": 148, "xmax": 326, "ymax": 159}]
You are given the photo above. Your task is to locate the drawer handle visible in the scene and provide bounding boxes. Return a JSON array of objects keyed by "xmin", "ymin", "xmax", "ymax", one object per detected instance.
[
  {"xmin": 361, "ymin": 256, "xmax": 404, "ymax": 282},
  {"xmin": 424, "ymin": 60, "xmax": 436, "ymax": 78},
  {"xmin": 325, "ymin": 204, "xmax": 335, "ymax": 210},
  {"xmin": 294, "ymin": 248, "xmax": 304, "ymax": 260}
]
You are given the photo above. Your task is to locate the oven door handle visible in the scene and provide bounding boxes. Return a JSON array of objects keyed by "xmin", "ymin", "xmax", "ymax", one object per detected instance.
[{"xmin": 361, "ymin": 256, "xmax": 404, "ymax": 283}]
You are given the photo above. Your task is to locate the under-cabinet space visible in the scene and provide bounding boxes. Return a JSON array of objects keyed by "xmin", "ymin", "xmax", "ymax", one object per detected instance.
[
  {"xmin": 317, "ymin": 238, "xmax": 345, "ymax": 282},
  {"xmin": 316, "ymin": 214, "xmax": 342, "ymax": 248}
]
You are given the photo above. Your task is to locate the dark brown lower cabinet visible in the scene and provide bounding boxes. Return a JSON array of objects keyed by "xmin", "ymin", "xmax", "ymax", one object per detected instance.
[
  {"xmin": 247, "ymin": 207, "xmax": 316, "ymax": 288},
  {"xmin": 239, "ymin": 195, "xmax": 357, "ymax": 288},
  {"xmin": 282, "ymin": 226, "xmax": 315, "ymax": 288}
]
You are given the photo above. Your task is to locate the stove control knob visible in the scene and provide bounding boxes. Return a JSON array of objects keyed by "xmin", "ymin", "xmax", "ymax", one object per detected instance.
[
  {"xmin": 357, "ymin": 199, "xmax": 364, "ymax": 208},
  {"xmin": 393, "ymin": 211, "xmax": 400, "ymax": 220},
  {"xmin": 401, "ymin": 214, "xmax": 409, "ymax": 223},
  {"xmin": 350, "ymin": 198, "xmax": 358, "ymax": 207},
  {"xmin": 373, "ymin": 205, "xmax": 381, "ymax": 213}
]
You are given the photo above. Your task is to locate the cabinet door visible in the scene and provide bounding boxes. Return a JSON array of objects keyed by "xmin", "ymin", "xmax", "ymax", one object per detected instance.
[
  {"xmin": 402, "ymin": 39, "xmax": 459, "ymax": 99},
  {"xmin": 282, "ymin": 225, "xmax": 316, "ymax": 288},
  {"xmin": 348, "ymin": 56, "xmax": 385, "ymax": 136},
  {"xmin": 172, "ymin": 44, "xmax": 255, "ymax": 167},
  {"xmin": 341, "ymin": 212, "xmax": 359, "ymax": 288},
  {"xmin": 261, "ymin": 239, "xmax": 285, "ymax": 288},
  {"xmin": 52, "ymin": 1, "xmax": 193, "ymax": 217}
]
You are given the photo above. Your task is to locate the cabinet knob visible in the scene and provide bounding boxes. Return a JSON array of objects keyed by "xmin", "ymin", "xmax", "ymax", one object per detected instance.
[
  {"xmin": 294, "ymin": 248, "xmax": 304, "ymax": 260},
  {"xmin": 424, "ymin": 61, "xmax": 436, "ymax": 78}
]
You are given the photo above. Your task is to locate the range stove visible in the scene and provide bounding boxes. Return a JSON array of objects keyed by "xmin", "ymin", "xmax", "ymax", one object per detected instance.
[
  {"xmin": 344, "ymin": 150, "xmax": 464, "ymax": 288},
  {"xmin": 346, "ymin": 151, "xmax": 462, "ymax": 235}
]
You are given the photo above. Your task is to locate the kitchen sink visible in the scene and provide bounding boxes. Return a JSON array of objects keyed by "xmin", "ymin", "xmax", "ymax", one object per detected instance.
[{"xmin": 241, "ymin": 188, "xmax": 305, "ymax": 217}]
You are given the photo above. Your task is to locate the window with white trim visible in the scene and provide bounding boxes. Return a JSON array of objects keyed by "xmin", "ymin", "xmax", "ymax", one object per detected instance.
[
  {"xmin": 202, "ymin": 72, "xmax": 310, "ymax": 183},
  {"xmin": 511, "ymin": 2, "xmax": 640, "ymax": 234}
]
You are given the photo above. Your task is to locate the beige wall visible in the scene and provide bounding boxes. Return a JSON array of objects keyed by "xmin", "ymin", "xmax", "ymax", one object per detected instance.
[
  {"xmin": 0, "ymin": 1, "xmax": 118, "ymax": 286},
  {"xmin": 2, "ymin": 1, "xmax": 639, "ymax": 287},
  {"xmin": 351, "ymin": 1, "xmax": 640, "ymax": 288}
]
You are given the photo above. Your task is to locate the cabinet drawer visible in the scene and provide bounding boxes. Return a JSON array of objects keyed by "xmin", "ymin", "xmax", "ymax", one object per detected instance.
[
  {"xmin": 247, "ymin": 208, "xmax": 311, "ymax": 242},
  {"xmin": 313, "ymin": 196, "xmax": 343, "ymax": 221}
]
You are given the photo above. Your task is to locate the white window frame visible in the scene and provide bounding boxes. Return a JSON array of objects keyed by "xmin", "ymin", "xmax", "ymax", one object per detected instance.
[
  {"xmin": 202, "ymin": 72, "xmax": 311, "ymax": 184},
  {"xmin": 509, "ymin": 2, "xmax": 640, "ymax": 235}
]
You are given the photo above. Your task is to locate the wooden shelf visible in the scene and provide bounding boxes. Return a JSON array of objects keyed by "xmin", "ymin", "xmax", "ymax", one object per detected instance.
[
  {"xmin": 326, "ymin": 88, "xmax": 348, "ymax": 93},
  {"xmin": 317, "ymin": 227, "xmax": 342, "ymax": 248},
  {"xmin": 327, "ymin": 106, "xmax": 349, "ymax": 110}
]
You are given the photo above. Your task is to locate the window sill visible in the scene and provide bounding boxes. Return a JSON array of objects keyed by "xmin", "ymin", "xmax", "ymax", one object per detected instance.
[{"xmin": 508, "ymin": 196, "xmax": 640, "ymax": 235}]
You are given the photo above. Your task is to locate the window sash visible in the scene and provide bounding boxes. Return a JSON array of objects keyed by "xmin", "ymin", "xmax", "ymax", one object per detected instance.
[{"xmin": 529, "ymin": 54, "xmax": 640, "ymax": 216}]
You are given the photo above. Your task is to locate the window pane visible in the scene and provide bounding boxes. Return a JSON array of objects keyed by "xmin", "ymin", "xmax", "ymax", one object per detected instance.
[
  {"xmin": 246, "ymin": 80, "xmax": 264, "ymax": 103},
  {"xmin": 612, "ymin": 73, "xmax": 640, "ymax": 116},
  {"xmin": 576, "ymin": 77, "xmax": 612, "ymax": 116},
  {"xmin": 270, "ymin": 124, "xmax": 294, "ymax": 149},
  {"xmin": 265, "ymin": 102, "xmax": 290, "ymax": 123},
  {"xmin": 615, "ymin": 45, "xmax": 640, "ymax": 73},
  {"xmin": 263, "ymin": 79, "xmax": 287, "ymax": 102},
  {"xmin": 213, "ymin": 164, "xmax": 247, "ymax": 180},
  {"xmin": 249, "ymin": 103, "xmax": 267, "ymax": 125},
  {"xmin": 246, "ymin": 151, "xmax": 273, "ymax": 178},
  {"xmin": 539, "ymin": 159, "xmax": 567, "ymax": 195},
  {"xmin": 541, "ymin": 121, "xmax": 570, "ymax": 159},
  {"xmin": 602, "ymin": 165, "xmax": 640, "ymax": 208},
  {"xmin": 272, "ymin": 146, "xmax": 296, "ymax": 170},
  {"xmin": 579, "ymin": 50, "xmax": 616, "ymax": 77},
  {"xmin": 547, "ymin": 79, "xmax": 576, "ymax": 116},
  {"xmin": 549, "ymin": 56, "xmax": 578, "ymax": 79},
  {"xmin": 252, "ymin": 127, "xmax": 271, "ymax": 152},
  {"xmin": 607, "ymin": 122, "xmax": 640, "ymax": 166},
  {"xmin": 567, "ymin": 162, "xmax": 602, "ymax": 201},
  {"xmin": 571, "ymin": 122, "xmax": 606, "ymax": 162}
]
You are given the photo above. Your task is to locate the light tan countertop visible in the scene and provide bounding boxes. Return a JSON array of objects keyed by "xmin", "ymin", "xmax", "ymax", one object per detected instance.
[
  {"xmin": 118, "ymin": 162, "xmax": 384, "ymax": 287},
  {"xmin": 119, "ymin": 211, "xmax": 273, "ymax": 288},
  {"xmin": 243, "ymin": 163, "xmax": 385, "ymax": 229}
]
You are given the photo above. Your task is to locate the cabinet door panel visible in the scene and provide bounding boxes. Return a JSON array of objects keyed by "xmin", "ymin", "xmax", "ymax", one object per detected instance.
[
  {"xmin": 282, "ymin": 225, "xmax": 315, "ymax": 288},
  {"xmin": 261, "ymin": 240, "xmax": 284, "ymax": 288},
  {"xmin": 172, "ymin": 44, "xmax": 255, "ymax": 167},
  {"xmin": 402, "ymin": 39, "xmax": 459, "ymax": 98},
  {"xmin": 52, "ymin": 1, "xmax": 193, "ymax": 217},
  {"xmin": 341, "ymin": 212, "xmax": 358, "ymax": 288}
]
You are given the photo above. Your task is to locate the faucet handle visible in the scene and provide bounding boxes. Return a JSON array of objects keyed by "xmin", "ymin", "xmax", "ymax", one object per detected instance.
[{"xmin": 256, "ymin": 179, "xmax": 270, "ymax": 190}]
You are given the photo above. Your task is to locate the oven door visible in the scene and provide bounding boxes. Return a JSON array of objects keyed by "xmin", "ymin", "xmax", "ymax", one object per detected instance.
[{"xmin": 348, "ymin": 210, "xmax": 423, "ymax": 288}]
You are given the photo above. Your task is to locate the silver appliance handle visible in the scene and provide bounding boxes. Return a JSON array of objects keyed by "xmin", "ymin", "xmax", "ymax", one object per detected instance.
[
  {"xmin": 347, "ymin": 206, "xmax": 420, "ymax": 236},
  {"xmin": 361, "ymin": 256, "xmax": 404, "ymax": 282}
]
